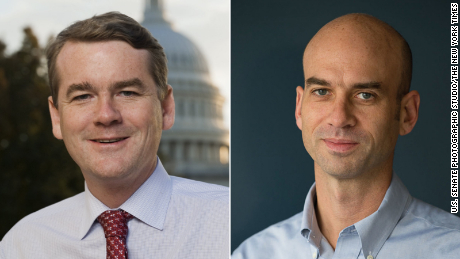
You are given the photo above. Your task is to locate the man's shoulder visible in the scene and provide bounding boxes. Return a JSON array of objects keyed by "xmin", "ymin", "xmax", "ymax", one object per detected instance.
[
  {"xmin": 5, "ymin": 192, "xmax": 85, "ymax": 233},
  {"xmin": 1, "ymin": 192, "xmax": 85, "ymax": 255},
  {"xmin": 403, "ymin": 197, "xmax": 460, "ymax": 232},
  {"xmin": 232, "ymin": 212, "xmax": 309, "ymax": 259},
  {"xmin": 250, "ymin": 212, "xmax": 303, "ymax": 241},
  {"xmin": 378, "ymin": 197, "xmax": 460, "ymax": 256},
  {"xmin": 166, "ymin": 177, "xmax": 229, "ymax": 255},
  {"xmin": 170, "ymin": 176, "xmax": 229, "ymax": 205},
  {"xmin": 406, "ymin": 197, "xmax": 460, "ymax": 230}
]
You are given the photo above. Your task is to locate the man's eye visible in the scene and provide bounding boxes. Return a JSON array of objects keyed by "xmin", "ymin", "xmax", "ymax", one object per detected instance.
[
  {"xmin": 120, "ymin": 91, "xmax": 136, "ymax": 97},
  {"xmin": 73, "ymin": 94, "xmax": 91, "ymax": 101},
  {"xmin": 356, "ymin": 92, "xmax": 373, "ymax": 100},
  {"xmin": 313, "ymin": 89, "xmax": 329, "ymax": 96}
]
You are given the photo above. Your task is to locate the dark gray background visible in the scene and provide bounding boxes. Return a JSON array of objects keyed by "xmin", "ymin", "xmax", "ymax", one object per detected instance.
[{"xmin": 231, "ymin": 0, "xmax": 457, "ymax": 252}]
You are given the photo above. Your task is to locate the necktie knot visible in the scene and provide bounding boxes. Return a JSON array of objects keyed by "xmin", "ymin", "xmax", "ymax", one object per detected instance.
[
  {"xmin": 97, "ymin": 209, "xmax": 133, "ymax": 238},
  {"xmin": 97, "ymin": 209, "xmax": 133, "ymax": 259}
]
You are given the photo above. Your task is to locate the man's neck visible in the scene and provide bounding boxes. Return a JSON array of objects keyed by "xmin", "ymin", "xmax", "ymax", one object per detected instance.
[
  {"xmin": 84, "ymin": 160, "xmax": 157, "ymax": 209},
  {"xmin": 314, "ymin": 162, "xmax": 392, "ymax": 250}
]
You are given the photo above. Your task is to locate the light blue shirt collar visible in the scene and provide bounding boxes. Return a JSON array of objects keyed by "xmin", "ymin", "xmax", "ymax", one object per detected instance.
[
  {"xmin": 300, "ymin": 183, "xmax": 322, "ymax": 247},
  {"xmin": 79, "ymin": 158, "xmax": 172, "ymax": 239},
  {"xmin": 300, "ymin": 173, "xmax": 412, "ymax": 257}
]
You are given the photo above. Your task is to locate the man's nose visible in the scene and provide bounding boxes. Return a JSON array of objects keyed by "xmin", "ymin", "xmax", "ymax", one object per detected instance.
[
  {"xmin": 93, "ymin": 97, "xmax": 122, "ymax": 126},
  {"xmin": 326, "ymin": 97, "xmax": 356, "ymax": 128}
]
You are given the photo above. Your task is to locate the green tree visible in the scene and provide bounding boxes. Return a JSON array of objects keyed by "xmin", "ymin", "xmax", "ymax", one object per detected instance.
[{"xmin": 0, "ymin": 27, "xmax": 83, "ymax": 239}]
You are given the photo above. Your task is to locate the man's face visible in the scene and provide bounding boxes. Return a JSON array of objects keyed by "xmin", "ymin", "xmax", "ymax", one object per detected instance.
[
  {"xmin": 295, "ymin": 27, "xmax": 402, "ymax": 179},
  {"xmin": 49, "ymin": 41, "xmax": 174, "ymax": 182}
]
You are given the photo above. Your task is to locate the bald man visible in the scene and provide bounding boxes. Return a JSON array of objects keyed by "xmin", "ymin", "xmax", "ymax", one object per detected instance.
[{"xmin": 232, "ymin": 14, "xmax": 460, "ymax": 259}]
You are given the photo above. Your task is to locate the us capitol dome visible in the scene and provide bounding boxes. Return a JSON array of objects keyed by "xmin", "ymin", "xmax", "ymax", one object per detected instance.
[{"xmin": 141, "ymin": 0, "xmax": 229, "ymax": 186}]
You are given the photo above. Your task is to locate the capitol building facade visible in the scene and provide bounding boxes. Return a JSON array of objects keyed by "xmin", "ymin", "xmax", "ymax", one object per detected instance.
[{"xmin": 141, "ymin": 0, "xmax": 229, "ymax": 186}]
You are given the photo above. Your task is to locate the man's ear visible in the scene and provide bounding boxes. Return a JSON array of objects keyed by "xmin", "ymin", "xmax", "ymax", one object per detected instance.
[
  {"xmin": 295, "ymin": 86, "xmax": 304, "ymax": 130},
  {"xmin": 399, "ymin": 90, "xmax": 420, "ymax": 136},
  {"xmin": 48, "ymin": 96, "xmax": 63, "ymax": 139},
  {"xmin": 162, "ymin": 85, "xmax": 175, "ymax": 130}
]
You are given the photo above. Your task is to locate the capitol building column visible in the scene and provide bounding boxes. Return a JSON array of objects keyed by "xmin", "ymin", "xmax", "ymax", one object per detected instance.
[
  {"xmin": 189, "ymin": 141, "xmax": 198, "ymax": 162},
  {"xmin": 174, "ymin": 141, "xmax": 183, "ymax": 163},
  {"xmin": 202, "ymin": 142, "xmax": 209, "ymax": 163},
  {"xmin": 159, "ymin": 140, "xmax": 170, "ymax": 159}
]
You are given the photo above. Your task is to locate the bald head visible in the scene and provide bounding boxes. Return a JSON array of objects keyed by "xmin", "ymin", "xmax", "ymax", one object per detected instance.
[
  {"xmin": 295, "ymin": 14, "xmax": 420, "ymax": 181},
  {"xmin": 304, "ymin": 14, "xmax": 412, "ymax": 104}
]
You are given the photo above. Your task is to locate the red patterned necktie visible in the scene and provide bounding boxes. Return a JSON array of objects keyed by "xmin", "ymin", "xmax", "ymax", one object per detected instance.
[{"xmin": 97, "ymin": 209, "xmax": 134, "ymax": 259}]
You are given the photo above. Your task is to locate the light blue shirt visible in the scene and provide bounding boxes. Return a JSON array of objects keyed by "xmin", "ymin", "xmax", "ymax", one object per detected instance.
[
  {"xmin": 1, "ymin": 159, "xmax": 229, "ymax": 259},
  {"xmin": 232, "ymin": 174, "xmax": 460, "ymax": 259}
]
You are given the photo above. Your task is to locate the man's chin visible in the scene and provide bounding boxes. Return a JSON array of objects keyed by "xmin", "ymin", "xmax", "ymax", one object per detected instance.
[
  {"xmin": 323, "ymin": 169, "xmax": 364, "ymax": 180},
  {"xmin": 315, "ymin": 156, "xmax": 366, "ymax": 179},
  {"xmin": 83, "ymin": 163, "xmax": 132, "ymax": 180}
]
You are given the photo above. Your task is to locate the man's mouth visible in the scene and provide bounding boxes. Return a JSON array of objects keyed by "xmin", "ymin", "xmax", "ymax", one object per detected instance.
[
  {"xmin": 323, "ymin": 138, "xmax": 359, "ymax": 153},
  {"xmin": 91, "ymin": 137, "xmax": 128, "ymax": 143}
]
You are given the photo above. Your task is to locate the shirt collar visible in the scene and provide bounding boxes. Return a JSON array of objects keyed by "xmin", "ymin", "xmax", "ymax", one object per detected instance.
[
  {"xmin": 300, "ymin": 183, "xmax": 322, "ymax": 247},
  {"xmin": 354, "ymin": 173, "xmax": 412, "ymax": 258},
  {"xmin": 300, "ymin": 173, "xmax": 412, "ymax": 257},
  {"xmin": 79, "ymin": 158, "xmax": 172, "ymax": 239}
]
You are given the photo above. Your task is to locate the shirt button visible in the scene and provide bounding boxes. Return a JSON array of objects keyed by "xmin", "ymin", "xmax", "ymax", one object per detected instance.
[
  {"xmin": 312, "ymin": 252, "xmax": 317, "ymax": 258},
  {"xmin": 367, "ymin": 255, "xmax": 374, "ymax": 259}
]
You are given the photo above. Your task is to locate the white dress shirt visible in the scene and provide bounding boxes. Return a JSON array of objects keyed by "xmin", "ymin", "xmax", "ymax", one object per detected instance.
[{"xmin": 1, "ymin": 159, "xmax": 229, "ymax": 259}]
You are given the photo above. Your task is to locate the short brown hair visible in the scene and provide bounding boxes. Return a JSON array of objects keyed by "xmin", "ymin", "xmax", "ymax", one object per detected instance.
[{"xmin": 46, "ymin": 12, "xmax": 168, "ymax": 108}]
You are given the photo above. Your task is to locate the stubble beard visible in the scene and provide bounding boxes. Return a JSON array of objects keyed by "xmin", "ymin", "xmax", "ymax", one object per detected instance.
[
  {"xmin": 313, "ymin": 149, "xmax": 371, "ymax": 179},
  {"xmin": 306, "ymin": 125, "xmax": 372, "ymax": 180}
]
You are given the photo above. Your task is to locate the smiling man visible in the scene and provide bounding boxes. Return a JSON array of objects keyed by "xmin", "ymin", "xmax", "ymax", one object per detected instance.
[
  {"xmin": 232, "ymin": 14, "xmax": 460, "ymax": 259},
  {"xmin": 0, "ymin": 12, "xmax": 228, "ymax": 259}
]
